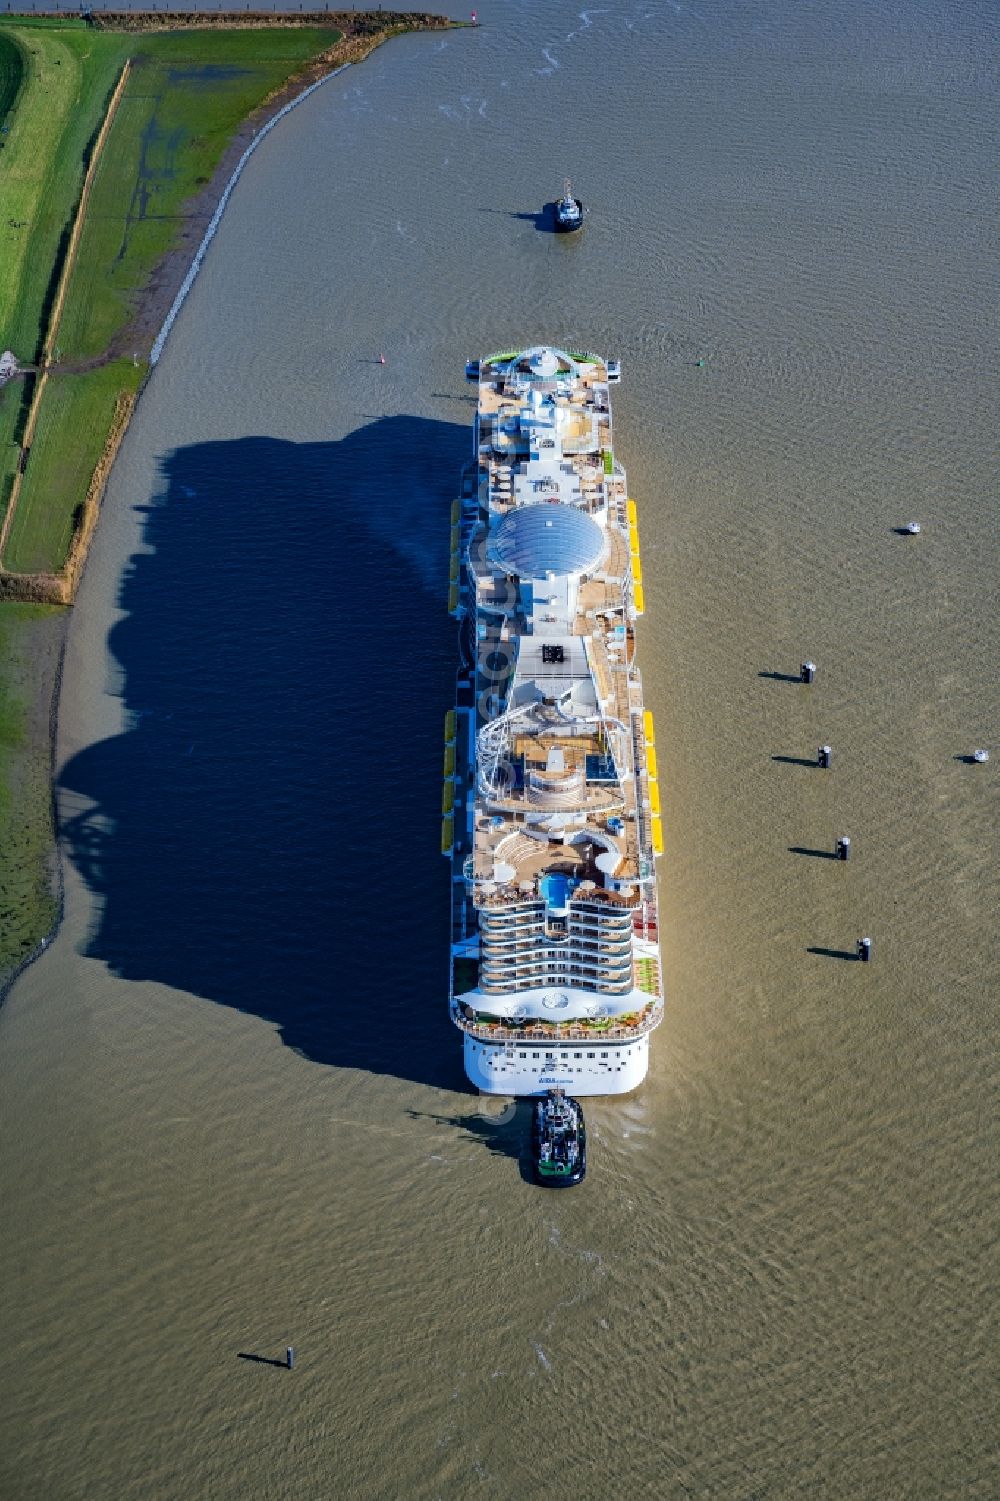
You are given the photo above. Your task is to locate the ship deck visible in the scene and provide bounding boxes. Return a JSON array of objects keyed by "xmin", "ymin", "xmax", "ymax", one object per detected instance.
[{"xmin": 448, "ymin": 346, "xmax": 663, "ymax": 1067}]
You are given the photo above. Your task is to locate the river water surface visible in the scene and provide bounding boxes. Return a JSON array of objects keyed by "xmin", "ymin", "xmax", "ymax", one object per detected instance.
[{"xmin": 1, "ymin": 2, "xmax": 997, "ymax": 1496}]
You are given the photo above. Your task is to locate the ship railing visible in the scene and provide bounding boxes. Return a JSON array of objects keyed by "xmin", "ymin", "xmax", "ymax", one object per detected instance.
[
  {"xmin": 571, "ymin": 888, "xmax": 639, "ymax": 911},
  {"xmin": 451, "ymin": 1005, "xmax": 663, "ymax": 1045}
]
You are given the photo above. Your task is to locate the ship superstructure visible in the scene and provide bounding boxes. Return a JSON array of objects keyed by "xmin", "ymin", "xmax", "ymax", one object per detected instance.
[
  {"xmin": 554, "ymin": 179, "xmax": 583, "ymax": 233},
  {"xmin": 444, "ymin": 347, "xmax": 663, "ymax": 1096}
]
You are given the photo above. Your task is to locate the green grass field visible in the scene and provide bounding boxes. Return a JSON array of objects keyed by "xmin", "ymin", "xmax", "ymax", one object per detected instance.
[
  {"xmin": 0, "ymin": 24, "xmax": 125, "ymax": 361},
  {"xmin": 0, "ymin": 600, "xmax": 62, "ymax": 980},
  {"xmin": 0, "ymin": 31, "xmax": 23, "ymax": 118},
  {"xmin": 3, "ymin": 360, "xmax": 145, "ymax": 574},
  {"xmin": 0, "ymin": 23, "xmax": 127, "ymax": 536},
  {"xmin": 0, "ymin": 26, "xmax": 22, "ymax": 516}
]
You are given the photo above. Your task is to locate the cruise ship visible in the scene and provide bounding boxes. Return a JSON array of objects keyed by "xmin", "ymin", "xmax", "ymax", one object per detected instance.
[{"xmin": 444, "ymin": 346, "xmax": 664, "ymax": 1096}]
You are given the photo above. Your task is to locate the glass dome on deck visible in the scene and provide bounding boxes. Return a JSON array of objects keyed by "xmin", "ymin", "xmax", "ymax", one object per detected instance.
[{"xmin": 489, "ymin": 503, "xmax": 605, "ymax": 580}]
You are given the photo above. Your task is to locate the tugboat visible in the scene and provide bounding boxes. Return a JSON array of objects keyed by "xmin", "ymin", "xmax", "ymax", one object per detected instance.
[
  {"xmin": 531, "ymin": 1089, "xmax": 587, "ymax": 1186},
  {"xmin": 554, "ymin": 179, "xmax": 583, "ymax": 234}
]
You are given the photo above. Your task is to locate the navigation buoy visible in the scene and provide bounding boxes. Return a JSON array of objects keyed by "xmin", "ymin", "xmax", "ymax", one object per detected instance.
[
  {"xmin": 857, "ymin": 937, "xmax": 871, "ymax": 962},
  {"xmin": 801, "ymin": 661, "xmax": 816, "ymax": 685},
  {"xmin": 836, "ymin": 836, "xmax": 851, "ymax": 862},
  {"xmin": 818, "ymin": 744, "xmax": 831, "ymax": 769}
]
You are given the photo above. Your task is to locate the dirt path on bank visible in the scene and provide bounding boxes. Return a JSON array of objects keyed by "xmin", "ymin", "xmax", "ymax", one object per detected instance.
[{"xmin": 0, "ymin": 61, "xmax": 132, "ymax": 565}]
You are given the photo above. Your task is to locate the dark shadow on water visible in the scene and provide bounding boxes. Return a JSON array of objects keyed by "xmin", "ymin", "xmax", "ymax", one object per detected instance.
[
  {"xmin": 58, "ymin": 419, "xmax": 471, "ymax": 1092},
  {"xmin": 508, "ymin": 204, "xmax": 566, "ymax": 235},
  {"xmin": 807, "ymin": 946, "xmax": 861, "ymax": 961},
  {"xmin": 759, "ymin": 670, "xmax": 803, "ymax": 683},
  {"xmin": 772, "ymin": 754, "xmax": 821, "ymax": 768},
  {"xmin": 477, "ymin": 205, "xmax": 555, "ymax": 233},
  {"xmin": 412, "ymin": 1103, "xmax": 536, "ymax": 1183},
  {"xmin": 789, "ymin": 846, "xmax": 839, "ymax": 860},
  {"xmin": 237, "ymin": 1352, "xmax": 288, "ymax": 1369}
]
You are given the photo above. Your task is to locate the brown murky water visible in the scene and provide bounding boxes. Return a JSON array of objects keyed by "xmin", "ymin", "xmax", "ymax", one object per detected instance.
[{"xmin": 1, "ymin": 3, "xmax": 997, "ymax": 1496}]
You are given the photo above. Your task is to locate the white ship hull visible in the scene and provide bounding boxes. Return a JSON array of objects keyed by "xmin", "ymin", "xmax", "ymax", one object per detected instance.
[{"xmin": 465, "ymin": 1034, "xmax": 650, "ymax": 1096}]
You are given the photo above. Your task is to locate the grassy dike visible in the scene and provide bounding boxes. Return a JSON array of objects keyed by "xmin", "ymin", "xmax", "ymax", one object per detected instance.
[{"xmin": 0, "ymin": 10, "xmax": 455, "ymax": 985}]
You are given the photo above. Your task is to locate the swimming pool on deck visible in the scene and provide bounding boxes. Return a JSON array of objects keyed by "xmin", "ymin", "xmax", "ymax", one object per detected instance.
[{"xmin": 541, "ymin": 873, "xmax": 572, "ymax": 911}]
